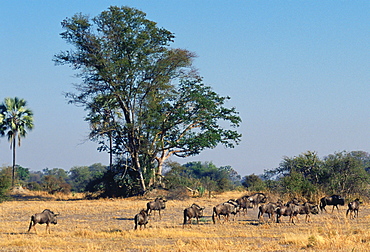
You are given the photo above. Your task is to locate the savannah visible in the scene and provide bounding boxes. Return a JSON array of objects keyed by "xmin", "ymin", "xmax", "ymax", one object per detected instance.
[
  {"xmin": 0, "ymin": 4, "xmax": 369, "ymax": 252},
  {"xmin": 0, "ymin": 190, "xmax": 369, "ymax": 252}
]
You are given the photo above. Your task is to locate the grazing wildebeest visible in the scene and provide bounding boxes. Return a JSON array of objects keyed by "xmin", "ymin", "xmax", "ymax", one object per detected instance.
[
  {"xmin": 226, "ymin": 199, "xmax": 240, "ymax": 220},
  {"xmin": 291, "ymin": 203, "xmax": 319, "ymax": 223},
  {"xmin": 346, "ymin": 199, "xmax": 362, "ymax": 219},
  {"xmin": 248, "ymin": 193, "xmax": 267, "ymax": 208},
  {"xmin": 276, "ymin": 205, "xmax": 295, "ymax": 223},
  {"xmin": 146, "ymin": 197, "xmax": 167, "ymax": 220},
  {"xmin": 212, "ymin": 201, "xmax": 238, "ymax": 224},
  {"xmin": 320, "ymin": 195, "xmax": 345, "ymax": 213},
  {"xmin": 134, "ymin": 209, "xmax": 149, "ymax": 230},
  {"xmin": 258, "ymin": 202, "xmax": 280, "ymax": 223},
  {"xmin": 27, "ymin": 209, "xmax": 59, "ymax": 234},
  {"xmin": 183, "ymin": 203, "xmax": 205, "ymax": 228}
]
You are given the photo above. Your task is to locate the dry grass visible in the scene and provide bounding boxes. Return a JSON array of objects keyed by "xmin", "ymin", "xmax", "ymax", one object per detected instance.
[{"xmin": 0, "ymin": 190, "xmax": 369, "ymax": 251}]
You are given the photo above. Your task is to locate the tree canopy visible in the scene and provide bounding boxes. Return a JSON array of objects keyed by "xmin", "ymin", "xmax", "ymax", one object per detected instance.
[
  {"xmin": 261, "ymin": 150, "xmax": 370, "ymax": 199},
  {"xmin": 55, "ymin": 6, "xmax": 241, "ymax": 195}
]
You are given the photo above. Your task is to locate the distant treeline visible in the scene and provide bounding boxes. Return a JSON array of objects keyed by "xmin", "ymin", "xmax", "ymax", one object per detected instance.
[{"xmin": 1, "ymin": 150, "xmax": 369, "ymax": 200}]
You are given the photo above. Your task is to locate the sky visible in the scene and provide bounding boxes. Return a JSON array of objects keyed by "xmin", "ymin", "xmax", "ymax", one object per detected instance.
[{"xmin": 0, "ymin": 1, "xmax": 369, "ymax": 177}]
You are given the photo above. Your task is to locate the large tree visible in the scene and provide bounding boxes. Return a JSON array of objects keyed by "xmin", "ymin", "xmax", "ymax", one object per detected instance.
[
  {"xmin": 55, "ymin": 6, "xmax": 241, "ymax": 193},
  {"xmin": 0, "ymin": 97, "xmax": 34, "ymax": 187},
  {"xmin": 146, "ymin": 78, "xmax": 241, "ymax": 185}
]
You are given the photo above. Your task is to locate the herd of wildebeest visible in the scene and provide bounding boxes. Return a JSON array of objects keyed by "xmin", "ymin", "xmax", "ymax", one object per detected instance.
[
  {"xmin": 26, "ymin": 193, "xmax": 363, "ymax": 233},
  {"xmin": 132, "ymin": 193, "xmax": 362, "ymax": 230}
]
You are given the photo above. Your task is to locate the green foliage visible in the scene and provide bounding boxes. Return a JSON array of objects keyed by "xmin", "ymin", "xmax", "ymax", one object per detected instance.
[
  {"xmin": 262, "ymin": 150, "xmax": 370, "ymax": 198},
  {"xmin": 16, "ymin": 165, "xmax": 30, "ymax": 182},
  {"xmin": 164, "ymin": 161, "xmax": 241, "ymax": 194},
  {"xmin": 69, "ymin": 163, "xmax": 107, "ymax": 192},
  {"xmin": 322, "ymin": 151, "xmax": 370, "ymax": 195},
  {"xmin": 241, "ymin": 174, "xmax": 266, "ymax": 191},
  {"xmin": 0, "ymin": 167, "xmax": 12, "ymax": 202},
  {"xmin": 41, "ymin": 168, "xmax": 71, "ymax": 194}
]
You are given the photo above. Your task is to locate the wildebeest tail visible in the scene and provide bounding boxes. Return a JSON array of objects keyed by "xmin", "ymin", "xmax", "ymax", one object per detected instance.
[
  {"xmin": 134, "ymin": 214, "xmax": 138, "ymax": 230},
  {"xmin": 27, "ymin": 215, "xmax": 34, "ymax": 232},
  {"xmin": 212, "ymin": 207, "xmax": 216, "ymax": 224},
  {"xmin": 183, "ymin": 209, "xmax": 188, "ymax": 227}
]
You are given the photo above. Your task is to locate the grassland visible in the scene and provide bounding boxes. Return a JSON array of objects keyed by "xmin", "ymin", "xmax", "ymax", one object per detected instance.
[{"xmin": 0, "ymin": 190, "xmax": 369, "ymax": 251}]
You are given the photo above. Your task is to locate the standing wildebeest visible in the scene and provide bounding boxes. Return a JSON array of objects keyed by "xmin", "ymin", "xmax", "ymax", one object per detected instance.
[
  {"xmin": 183, "ymin": 203, "xmax": 205, "ymax": 228},
  {"xmin": 212, "ymin": 201, "xmax": 238, "ymax": 224},
  {"xmin": 236, "ymin": 196, "xmax": 252, "ymax": 216},
  {"xmin": 258, "ymin": 202, "xmax": 280, "ymax": 223},
  {"xmin": 134, "ymin": 209, "xmax": 148, "ymax": 230},
  {"xmin": 146, "ymin": 197, "xmax": 167, "ymax": 220},
  {"xmin": 248, "ymin": 193, "xmax": 267, "ymax": 208},
  {"xmin": 346, "ymin": 199, "xmax": 362, "ymax": 219},
  {"xmin": 291, "ymin": 203, "xmax": 319, "ymax": 223},
  {"xmin": 276, "ymin": 205, "xmax": 295, "ymax": 223},
  {"xmin": 320, "ymin": 195, "xmax": 345, "ymax": 213},
  {"xmin": 27, "ymin": 209, "xmax": 59, "ymax": 234}
]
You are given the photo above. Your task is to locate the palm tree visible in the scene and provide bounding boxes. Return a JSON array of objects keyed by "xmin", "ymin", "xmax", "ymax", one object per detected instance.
[{"xmin": 0, "ymin": 97, "xmax": 34, "ymax": 187}]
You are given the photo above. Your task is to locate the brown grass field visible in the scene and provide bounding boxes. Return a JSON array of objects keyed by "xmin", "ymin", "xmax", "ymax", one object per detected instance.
[{"xmin": 0, "ymin": 190, "xmax": 369, "ymax": 251}]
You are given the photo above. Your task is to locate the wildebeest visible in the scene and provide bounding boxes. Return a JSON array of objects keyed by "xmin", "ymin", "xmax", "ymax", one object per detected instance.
[
  {"xmin": 276, "ymin": 205, "xmax": 295, "ymax": 223},
  {"xmin": 319, "ymin": 195, "xmax": 345, "ymax": 213},
  {"xmin": 226, "ymin": 199, "xmax": 241, "ymax": 221},
  {"xmin": 212, "ymin": 201, "xmax": 238, "ymax": 224},
  {"xmin": 236, "ymin": 196, "xmax": 252, "ymax": 215},
  {"xmin": 258, "ymin": 202, "xmax": 280, "ymax": 223},
  {"xmin": 291, "ymin": 203, "xmax": 319, "ymax": 223},
  {"xmin": 134, "ymin": 209, "xmax": 149, "ymax": 230},
  {"xmin": 248, "ymin": 193, "xmax": 267, "ymax": 208},
  {"xmin": 183, "ymin": 203, "xmax": 205, "ymax": 228},
  {"xmin": 27, "ymin": 209, "xmax": 59, "ymax": 234},
  {"xmin": 146, "ymin": 197, "xmax": 167, "ymax": 220},
  {"xmin": 346, "ymin": 199, "xmax": 362, "ymax": 219}
]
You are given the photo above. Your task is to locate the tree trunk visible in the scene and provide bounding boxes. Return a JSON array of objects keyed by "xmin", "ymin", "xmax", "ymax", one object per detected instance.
[
  {"xmin": 109, "ymin": 133, "xmax": 113, "ymax": 171},
  {"xmin": 12, "ymin": 135, "xmax": 16, "ymax": 188},
  {"xmin": 133, "ymin": 155, "xmax": 146, "ymax": 193}
]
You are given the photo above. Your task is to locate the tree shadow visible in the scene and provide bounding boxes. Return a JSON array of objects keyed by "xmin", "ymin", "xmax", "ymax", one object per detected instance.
[
  {"xmin": 9, "ymin": 194, "xmax": 54, "ymax": 201},
  {"xmin": 116, "ymin": 217, "xmax": 134, "ymax": 221}
]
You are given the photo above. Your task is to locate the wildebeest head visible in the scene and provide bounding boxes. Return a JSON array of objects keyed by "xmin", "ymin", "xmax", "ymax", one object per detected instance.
[
  {"xmin": 248, "ymin": 193, "xmax": 267, "ymax": 208},
  {"xmin": 41, "ymin": 209, "xmax": 58, "ymax": 225},
  {"xmin": 306, "ymin": 203, "xmax": 319, "ymax": 215},
  {"xmin": 157, "ymin": 197, "xmax": 167, "ymax": 209}
]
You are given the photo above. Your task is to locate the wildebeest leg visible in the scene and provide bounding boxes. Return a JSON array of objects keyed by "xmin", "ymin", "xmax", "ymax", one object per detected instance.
[
  {"xmin": 269, "ymin": 213, "xmax": 274, "ymax": 223},
  {"xmin": 332, "ymin": 205, "xmax": 340, "ymax": 213},
  {"xmin": 46, "ymin": 223, "xmax": 50, "ymax": 234}
]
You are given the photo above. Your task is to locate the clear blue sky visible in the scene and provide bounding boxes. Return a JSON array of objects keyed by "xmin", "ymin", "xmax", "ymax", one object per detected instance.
[{"xmin": 1, "ymin": 1, "xmax": 369, "ymax": 177}]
